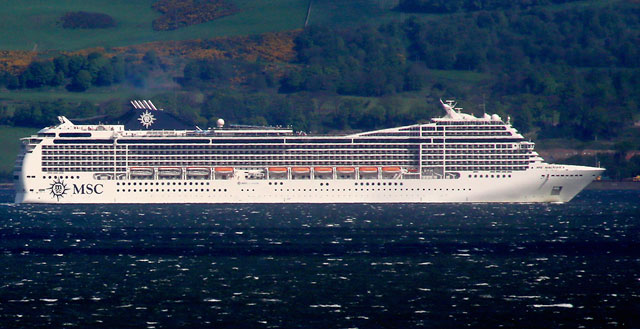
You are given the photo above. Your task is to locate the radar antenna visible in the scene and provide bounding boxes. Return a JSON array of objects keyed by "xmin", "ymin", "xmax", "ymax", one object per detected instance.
[{"xmin": 445, "ymin": 99, "xmax": 457, "ymax": 108}]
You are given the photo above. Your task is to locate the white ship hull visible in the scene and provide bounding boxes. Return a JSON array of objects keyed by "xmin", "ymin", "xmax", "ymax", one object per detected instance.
[
  {"xmin": 13, "ymin": 99, "xmax": 604, "ymax": 204},
  {"xmin": 16, "ymin": 166, "xmax": 602, "ymax": 204}
]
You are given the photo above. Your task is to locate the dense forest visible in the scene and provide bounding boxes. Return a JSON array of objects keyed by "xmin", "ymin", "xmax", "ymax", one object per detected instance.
[
  {"xmin": 0, "ymin": 51, "xmax": 159, "ymax": 92},
  {"xmin": 174, "ymin": 4, "xmax": 640, "ymax": 142},
  {"xmin": 395, "ymin": 0, "xmax": 581, "ymax": 13},
  {"xmin": 1, "ymin": 0, "xmax": 640, "ymax": 179}
]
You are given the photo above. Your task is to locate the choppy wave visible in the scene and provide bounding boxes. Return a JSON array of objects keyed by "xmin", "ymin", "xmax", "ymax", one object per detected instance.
[{"xmin": 0, "ymin": 190, "xmax": 638, "ymax": 328}]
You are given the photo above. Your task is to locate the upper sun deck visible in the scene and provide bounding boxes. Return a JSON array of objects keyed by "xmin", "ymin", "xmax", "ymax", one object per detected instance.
[
  {"xmin": 348, "ymin": 100, "xmax": 521, "ymax": 138},
  {"xmin": 33, "ymin": 99, "xmax": 519, "ymax": 141},
  {"xmin": 35, "ymin": 116, "xmax": 125, "ymax": 140}
]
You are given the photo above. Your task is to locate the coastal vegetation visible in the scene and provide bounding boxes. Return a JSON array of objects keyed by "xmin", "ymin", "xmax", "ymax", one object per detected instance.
[
  {"xmin": 60, "ymin": 11, "xmax": 117, "ymax": 29},
  {"xmin": 151, "ymin": 0, "xmax": 238, "ymax": 31}
]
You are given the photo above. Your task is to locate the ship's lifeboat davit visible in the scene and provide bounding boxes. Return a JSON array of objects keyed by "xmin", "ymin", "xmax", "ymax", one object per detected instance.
[
  {"xmin": 187, "ymin": 167, "xmax": 211, "ymax": 176},
  {"xmin": 158, "ymin": 167, "xmax": 181, "ymax": 176},
  {"xmin": 130, "ymin": 167, "xmax": 153, "ymax": 176}
]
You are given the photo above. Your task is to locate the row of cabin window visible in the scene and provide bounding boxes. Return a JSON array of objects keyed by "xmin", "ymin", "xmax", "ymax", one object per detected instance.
[
  {"xmin": 43, "ymin": 167, "xmax": 123, "ymax": 172},
  {"xmin": 424, "ymin": 155, "xmax": 531, "ymax": 159},
  {"xmin": 125, "ymin": 162, "xmax": 419, "ymax": 166},
  {"xmin": 116, "ymin": 181, "xmax": 210, "ymax": 186},
  {"xmin": 469, "ymin": 174, "xmax": 512, "ymax": 178},
  {"xmin": 117, "ymin": 188, "xmax": 225, "ymax": 193},
  {"xmin": 444, "ymin": 126, "xmax": 508, "ymax": 131},
  {"xmin": 43, "ymin": 143, "xmax": 520, "ymax": 151},
  {"xmin": 127, "ymin": 149, "xmax": 418, "ymax": 155},
  {"xmin": 274, "ymin": 188, "xmax": 471, "ymax": 192},
  {"xmin": 448, "ymin": 166, "xmax": 527, "ymax": 171},
  {"xmin": 42, "ymin": 145, "xmax": 116, "ymax": 149}
]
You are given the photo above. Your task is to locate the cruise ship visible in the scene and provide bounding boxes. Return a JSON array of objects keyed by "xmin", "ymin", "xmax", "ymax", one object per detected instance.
[{"xmin": 14, "ymin": 100, "xmax": 603, "ymax": 204}]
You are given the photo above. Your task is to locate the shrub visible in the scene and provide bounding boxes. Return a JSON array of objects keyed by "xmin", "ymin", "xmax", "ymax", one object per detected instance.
[
  {"xmin": 60, "ymin": 11, "xmax": 116, "ymax": 29},
  {"xmin": 151, "ymin": 0, "xmax": 238, "ymax": 31}
]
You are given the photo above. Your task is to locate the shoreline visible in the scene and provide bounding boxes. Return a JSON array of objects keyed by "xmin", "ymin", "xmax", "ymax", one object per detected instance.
[{"xmin": 584, "ymin": 180, "xmax": 640, "ymax": 190}]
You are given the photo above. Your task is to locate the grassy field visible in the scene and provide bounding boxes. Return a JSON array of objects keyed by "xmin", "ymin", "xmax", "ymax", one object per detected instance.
[
  {"xmin": 0, "ymin": 89, "xmax": 133, "ymax": 103},
  {"xmin": 0, "ymin": 0, "xmax": 308, "ymax": 51},
  {"xmin": 0, "ymin": 0, "xmax": 617, "ymax": 52},
  {"xmin": 0, "ymin": 126, "xmax": 38, "ymax": 178},
  {"xmin": 0, "ymin": 85, "xmax": 176, "ymax": 103}
]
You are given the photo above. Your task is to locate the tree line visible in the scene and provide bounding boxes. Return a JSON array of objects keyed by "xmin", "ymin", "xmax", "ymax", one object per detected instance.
[
  {"xmin": 396, "ymin": 0, "xmax": 580, "ymax": 13},
  {"xmin": 1, "ymin": 2, "xmax": 639, "ymax": 144},
  {"xmin": 0, "ymin": 51, "xmax": 160, "ymax": 91}
]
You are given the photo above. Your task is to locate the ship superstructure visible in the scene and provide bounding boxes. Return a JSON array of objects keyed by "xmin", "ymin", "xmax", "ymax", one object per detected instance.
[{"xmin": 14, "ymin": 100, "xmax": 603, "ymax": 203}]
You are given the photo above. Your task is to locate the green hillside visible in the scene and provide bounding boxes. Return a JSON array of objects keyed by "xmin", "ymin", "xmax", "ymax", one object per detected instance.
[
  {"xmin": 0, "ymin": 0, "xmax": 308, "ymax": 51},
  {"xmin": 0, "ymin": 126, "xmax": 37, "ymax": 180},
  {"xmin": 1, "ymin": 0, "xmax": 639, "ymax": 180}
]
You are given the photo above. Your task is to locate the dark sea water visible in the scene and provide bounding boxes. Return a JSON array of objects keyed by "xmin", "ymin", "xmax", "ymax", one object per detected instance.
[{"xmin": 0, "ymin": 190, "xmax": 638, "ymax": 328}]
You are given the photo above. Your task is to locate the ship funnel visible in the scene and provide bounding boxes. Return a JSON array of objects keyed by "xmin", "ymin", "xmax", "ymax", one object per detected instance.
[
  {"xmin": 148, "ymin": 100, "xmax": 158, "ymax": 111},
  {"xmin": 130, "ymin": 99, "xmax": 162, "ymax": 111}
]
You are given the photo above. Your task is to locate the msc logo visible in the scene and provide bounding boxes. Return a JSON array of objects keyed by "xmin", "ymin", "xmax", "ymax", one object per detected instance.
[
  {"xmin": 73, "ymin": 183, "xmax": 103, "ymax": 195},
  {"xmin": 138, "ymin": 110, "xmax": 156, "ymax": 129},
  {"xmin": 47, "ymin": 179, "xmax": 103, "ymax": 201},
  {"xmin": 48, "ymin": 179, "xmax": 69, "ymax": 201}
]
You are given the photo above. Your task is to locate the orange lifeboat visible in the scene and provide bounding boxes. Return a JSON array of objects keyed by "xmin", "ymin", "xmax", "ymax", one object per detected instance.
[
  {"xmin": 336, "ymin": 167, "xmax": 355, "ymax": 173},
  {"xmin": 314, "ymin": 167, "xmax": 333, "ymax": 173},
  {"xmin": 407, "ymin": 168, "xmax": 419, "ymax": 173},
  {"xmin": 291, "ymin": 167, "xmax": 310, "ymax": 174},
  {"xmin": 359, "ymin": 167, "xmax": 378, "ymax": 173},
  {"xmin": 382, "ymin": 166, "xmax": 401, "ymax": 173},
  {"xmin": 215, "ymin": 167, "xmax": 234, "ymax": 173},
  {"xmin": 268, "ymin": 167, "xmax": 288, "ymax": 173}
]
